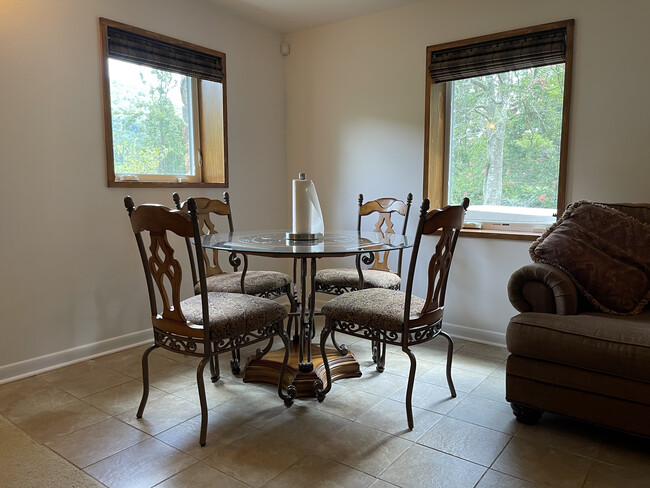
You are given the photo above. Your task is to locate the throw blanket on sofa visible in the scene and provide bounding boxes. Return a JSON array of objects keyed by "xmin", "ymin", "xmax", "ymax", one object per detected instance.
[{"xmin": 530, "ymin": 200, "xmax": 650, "ymax": 315}]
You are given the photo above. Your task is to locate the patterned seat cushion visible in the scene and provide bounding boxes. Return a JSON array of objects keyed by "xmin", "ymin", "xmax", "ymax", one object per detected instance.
[
  {"xmin": 194, "ymin": 271, "xmax": 291, "ymax": 296},
  {"xmin": 321, "ymin": 288, "xmax": 426, "ymax": 332},
  {"xmin": 181, "ymin": 292, "xmax": 288, "ymax": 341},
  {"xmin": 315, "ymin": 268, "xmax": 401, "ymax": 290}
]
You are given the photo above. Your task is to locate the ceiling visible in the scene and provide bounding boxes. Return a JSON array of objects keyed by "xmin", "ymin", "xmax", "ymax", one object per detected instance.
[{"xmin": 209, "ymin": 0, "xmax": 424, "ymax": 34}]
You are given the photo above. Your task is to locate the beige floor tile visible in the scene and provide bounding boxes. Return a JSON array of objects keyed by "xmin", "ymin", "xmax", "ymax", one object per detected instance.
[
  {"xmin": 514, "ymin": 414, "xmax": 603, "ymax": 458},
  {"xmin": 470, "ymin": 376, "xmax": 507, "ymax": 403},
  {"xmin": 0, "ymin": 376, "xmax": 80, "ymax": 423},
  {"xmin": 156, "ymin": 411, "xmax": 257, "ymax": 459},
  {"xmin": 389, "ymin": 379, "xmax": 466, "ymax": 415},
  {"xmin": 314, "ymin": 422, "xmax": 412, "ymax": 476},
  {"xmin": 379, "ymin": 443, "xmax": 486, "ymax": 488},
  {"xmin": 148, "ymin": 364, "xmax": 200, "ymax": 394},
  {"xmin": 450, "ymin": 352, "xmax": 504, "ymax": 376},
  {"xmin": 418, "ymin": 416, "xmax": 511, "ymax": 467},
  {"xmin": 45, "ymin": 417, "xmax": 150, "ymax": 468},
  {"xmin": 489, "ymin": 362, "xmax": 507, "ymax": 379},
  {"xmin": 582, "ymin": 460, "xmax": 650, "ymax": 488},
  {"xmin": 95, "ymin": 345, "xmax": 182, "ymax": 378},
  {"xmin": 211, "ymin": 387, "xmax": 289, "ymax": 429},
  {"xmin": 257, "ymin": 403, "xmax": 352, "ymax": 449},
  {"xmin": 418, "ymin": 363, "xmax": 487, "ymax": 393},
  {"xmin": 456, "ymin": 342, "xmax": 510, "ymax": 361},
  {"xmin": 84, "ymin": 437, "xmax": 196, "ymax": 488},
  {"xmin": 39, "ymin": 360, "xmax": 133, "ymax": 398},
  {"xmin": 343, "ymin": 370, "xmax": 411, "ymax": 398},
  {"xmin": 369, "ymin": 480, "xmax": 400, "ymax": 488},
  {"xmin": 202, "ymin": 430, "xmax": 301, "ymax": 487},
  {"xmin": 356, "ymin": 398, "xmax": 443, "ymax": 442},
  {"xmin": 371, "ymin": 352, "xmax": 437, "ymax": 379},
  {"xmin": 263, "ymin": 454, "xmax": 376, "ymax": 488},
  {"xmin": 116, "ymin": 393, "xmax": 201, "ymax": 435},
  {"xmin": 314, "ymin": 383, "xmax": 385, "ymax": 420},
  {"xmin": 156, "ymin": 461, "xmax": 250, "ymax": 487},
  {"xmin": 82, "ymin": 379, "xmax": 166, "ymax": 416},
  {"xmin": 171, "ymin": 375, "xmax": 245, "ymax": 408},
  {"xmin": 14, "ymin": 397, "xmax": 110, "ymax": 444},
  {"xmin": 595, "ymin": 430, "xmax": 650, "ymax": 472},
  {"xmin": 0, "ymin": 414, "xmax": 104, "ymax": 488},
  {"xmin": 492, "ymin": 436, "xmax": 591, "ymax": 488},
  {"xmin": 476, "ymin": 469, "xmax": 543, "ymax": 488},
  {"xmin": 448, "ymin": 394, "xmax": 519, "ymax": 434}
]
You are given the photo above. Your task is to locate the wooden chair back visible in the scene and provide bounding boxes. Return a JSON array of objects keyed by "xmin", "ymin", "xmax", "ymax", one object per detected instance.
[
  {"xmin": 403, "ymin": 198, "xmax": 469, "ymax": 329},
  {"xmin": 358, "ymin": 193, "xmax": 413, "ymax": 276},
  {"xmin": 125, "ymin": 196, "xmax": 209, "ymax": 339},
  {"xmin": 173, "ymin": 192, "xmax": 234, "ymax": 281}
]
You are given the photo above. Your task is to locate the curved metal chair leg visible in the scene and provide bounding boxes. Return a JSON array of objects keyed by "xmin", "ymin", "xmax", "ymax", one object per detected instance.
[
  {"xmin": 137, "ymin": 344, "xmax": 159, "ymax": 418},
  {"xmin": 403, "ymin": 346, "xmax": 417, "ymax": 430},
  {"xmin": 209, "ymin": 350, "xmax": 220, "ymax": 383},
  {"xmin": 439, "ymin": 331, "xmax": 457, "ymax": 397},
  {"xmin": 276, "ymin": 322, "xmax": 297, "ymax": 405},
  {"xmin": 314, "ymin": 320, "xmax": 334, "ymax": 401},
  {"xmin": 331, "ymin": 331, "xmax": 348, "ymax": 356},
  {"xmin": 375, "ymin": 337, "xmax": 387, "ymax": 373},
  {"xmin": 230, "ymin": 349, "xmax": 241, "ymax": 375},
  {"xmin": 197, "ymin": 355, "xmax": 211, "ymax": 446}
]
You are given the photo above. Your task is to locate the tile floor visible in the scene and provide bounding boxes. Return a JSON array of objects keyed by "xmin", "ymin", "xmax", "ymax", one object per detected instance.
[{"xmin": 1, "ymin": 333, "xmax": 649, "ymax": 488}]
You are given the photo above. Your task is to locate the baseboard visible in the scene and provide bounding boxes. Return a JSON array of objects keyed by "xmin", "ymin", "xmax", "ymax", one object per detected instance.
[
  {"xmin": 0, "ymin": 330, "xmax": 152, "ymax": 385},
  {"xmin": 443, "ymin": 321, "xmax": 506, "ymax": 347}
]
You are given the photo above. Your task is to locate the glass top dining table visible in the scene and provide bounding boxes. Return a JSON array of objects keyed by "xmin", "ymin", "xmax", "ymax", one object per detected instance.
[{"xmin": 200, "ymin": 230, "xmax": 413, "ymax": 397}]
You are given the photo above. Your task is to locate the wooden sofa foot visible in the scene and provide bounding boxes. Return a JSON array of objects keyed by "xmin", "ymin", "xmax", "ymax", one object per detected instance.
[{"xmin": 511, "ymin": 403, "xmax": 543, "ymax": 424}]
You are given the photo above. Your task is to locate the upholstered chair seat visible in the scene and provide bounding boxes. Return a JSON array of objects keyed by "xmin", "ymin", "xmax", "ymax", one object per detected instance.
[
  {"xmin": 195, "ymin": 271, "xmax": 292, "ymax": 297},
  {"xmin": 321, "ymin": 288, "xmax": 425, "ymax": 332},
  {"xmin": 315, "ymin": 268, "xmax": 402, "ymax": 292},
  {"xmin": 182, "ymin": 292, "xmax": 288, "ymax": 341}
]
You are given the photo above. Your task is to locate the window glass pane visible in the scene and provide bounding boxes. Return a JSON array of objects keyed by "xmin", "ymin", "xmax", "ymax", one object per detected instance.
[
  {"xmin": 109, "ymin": 58, "xmax": 195, "ymax": 177},
  {"xmin": 448, "ymin": 64, "xmax": 565, "ymax": 226}
]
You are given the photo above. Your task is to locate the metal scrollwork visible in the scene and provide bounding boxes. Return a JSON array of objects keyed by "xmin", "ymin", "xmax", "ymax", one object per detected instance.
[
  {"xmin": 228, "ymin": 252, "xmax": 241, "ymax": 269},
  {"xmin": 361, "ymin": 251, "xmax": 375, "ymax": 266}
]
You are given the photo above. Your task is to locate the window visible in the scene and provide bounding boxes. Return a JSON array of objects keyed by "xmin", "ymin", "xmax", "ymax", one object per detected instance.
[
  {"xmin": 99, "ymin": 18, "xmax": 228, "ymax": 187},
  {"xmin": 424, "ymin": 20, "xmax": 574, "ymax": 236}
]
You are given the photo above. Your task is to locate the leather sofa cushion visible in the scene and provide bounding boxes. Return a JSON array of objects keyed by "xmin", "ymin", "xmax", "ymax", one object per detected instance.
[
  {"xmin": 530, "ymin": 201, "xmax": 650, "ymax": 315},
  {"xmin": 507, "ymin": 311, "xmax": 650, "ymax": 383}
]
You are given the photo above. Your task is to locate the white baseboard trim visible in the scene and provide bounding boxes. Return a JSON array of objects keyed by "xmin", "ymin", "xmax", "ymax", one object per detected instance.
[
  {"xmin": 443, "ymin": 321, "xmax": 506, "ymax": 348},
  {"xmin": 0, "ymin": 330, "xmax": 152, "ymax": 385}
]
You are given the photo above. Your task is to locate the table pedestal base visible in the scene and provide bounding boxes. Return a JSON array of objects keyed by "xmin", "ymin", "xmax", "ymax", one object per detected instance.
[{"xmin": 243, "ymin": 343, "xmax": 362, "ymax": 397}]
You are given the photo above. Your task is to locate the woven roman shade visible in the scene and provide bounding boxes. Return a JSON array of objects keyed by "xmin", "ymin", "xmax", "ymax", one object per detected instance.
[
  {"xmin": 428, "ymin": 28, "xmax": 566, "ymax": 83},
  {"xmin": 106, "ymin": 26, "xmax": 224, "ymax": 83}
]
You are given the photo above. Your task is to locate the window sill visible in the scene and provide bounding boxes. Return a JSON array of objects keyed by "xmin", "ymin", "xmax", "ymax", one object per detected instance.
[
  {"xmin": 459, "ymin": 227, "xmax": 542, "ymax": 241},
  {"xmin": 108, "ymin": 181, "xmax": 228, "ymax": 188}
]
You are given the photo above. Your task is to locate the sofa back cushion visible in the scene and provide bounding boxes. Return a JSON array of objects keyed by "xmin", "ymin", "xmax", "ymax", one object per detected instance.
[{"xmin": 530, "ymin": 201, "xmax": 650, "ymax": 315}]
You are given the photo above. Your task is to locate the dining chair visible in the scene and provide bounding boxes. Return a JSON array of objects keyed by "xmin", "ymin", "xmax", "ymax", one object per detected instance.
[
  {"xmin": 124, "ymin": 196, "xmax": 295, "ymax": 446},
  {"xmin": 173, "ymin": 192, "xmax": 298, "ymax": 381},
  {"xmin": 315, "ymin": 197, "xmax": 469, "ymax": 429},
  {"xmin": 314, "ymin": 193, "xmax": 413, "ymax": 370}
]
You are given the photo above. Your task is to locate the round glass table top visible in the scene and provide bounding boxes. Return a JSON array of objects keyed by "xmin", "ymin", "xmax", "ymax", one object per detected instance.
[{"xmin": 200, "ymin": 230, "xmax": 412, "ymax": 257}]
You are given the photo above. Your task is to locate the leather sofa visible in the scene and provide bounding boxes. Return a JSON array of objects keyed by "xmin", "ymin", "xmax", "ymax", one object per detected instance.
[{"xmin": 505, "ymin": 202, "xmax": 650, "ymax": 437}]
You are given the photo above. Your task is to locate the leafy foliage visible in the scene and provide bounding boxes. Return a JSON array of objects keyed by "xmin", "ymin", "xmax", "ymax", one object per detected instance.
[
  {"xmin": 110, "ymin": 61, "xmax": 192, "ymax": 176},
  {"xmin": 448, "ymin": 64, "xmax": 565, "ymax": 209}
]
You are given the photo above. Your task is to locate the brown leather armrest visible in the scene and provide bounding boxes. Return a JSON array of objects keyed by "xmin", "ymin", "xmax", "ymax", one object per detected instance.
[{"xmin": 507, "ymin": 263, "xmax": 578, "ymax": 315}]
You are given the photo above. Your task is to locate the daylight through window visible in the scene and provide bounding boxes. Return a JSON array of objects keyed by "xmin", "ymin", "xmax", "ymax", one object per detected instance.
[
  {"xmin": 424, "ymin": 20, "xmax": 574, "ymax": 235},
  {"xmin": 99, "ymin": 18, "xmax": 228, "ymax": 187}
]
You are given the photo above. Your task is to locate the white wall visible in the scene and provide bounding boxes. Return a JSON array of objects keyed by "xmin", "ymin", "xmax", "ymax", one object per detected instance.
[
  {"xmin": 285, "ymin": 0, "xmax": 650, "ymax": 344},
  {"xmin": 0, "ymin": 0, "xmax": 288, "ymax": 381}
]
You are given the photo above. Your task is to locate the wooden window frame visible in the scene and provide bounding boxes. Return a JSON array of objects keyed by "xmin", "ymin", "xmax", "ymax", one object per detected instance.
[
  {"xmin": 99, "ymin": 18, "xmax": 228, "ymax": 188},
  {"xmin": 423, "ymin": 20, "xmax": 574, "ymax": 240}
]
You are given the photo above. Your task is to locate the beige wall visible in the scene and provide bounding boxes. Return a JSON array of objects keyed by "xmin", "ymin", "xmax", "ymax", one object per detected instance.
[
  {"xmin": 285, "ymin": 0, "xmax": 650, "ymax": 344},
  {"xmin": 2, "ymin": 0, "xmax": 649, "ymax": 381},
  {"xmin": 0, "ymin": 0, "xmax": 288, "ymax": 380}
]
